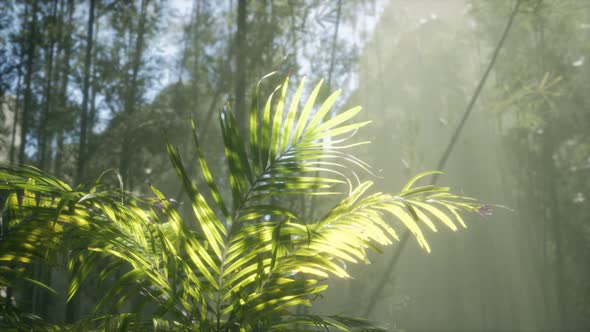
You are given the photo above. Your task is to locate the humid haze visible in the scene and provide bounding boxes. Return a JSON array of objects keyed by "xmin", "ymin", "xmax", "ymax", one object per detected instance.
[{"xmin": 1, "ymin": 0, "xmax": 589, "ymax": 331}]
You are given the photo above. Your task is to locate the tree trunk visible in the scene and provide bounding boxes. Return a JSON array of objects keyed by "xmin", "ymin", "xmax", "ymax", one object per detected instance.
[
  {"xmin": 38, "ymin": 0, "xmax": 59, "ymax": 170},
  {"xmin": 19, "ymin": 0, "xmax": 39, "ymax": 165},
  {"xmin": 119, "ymin": 0, "xmax": 149, "ymax": 188},
  {"xmin": 87, "ymin": 5, "xmax": 101, "ymax": 166},
  {"xmin": 542, "ymin": 127, "xmax": 566, "ymax": 329},
  {"xmin": 53, "ymin": 0, "xmax": 75, "ymax": 177},
  {"xmin": 536, "ymin": 14, "xmax": 566, "ymax": 330},
  {"xmin": 326, "ymin": 0, "xmax": 342, "ymax": 89},
  {"xmin": 66, "ymin": 0, "xmax": 90, "ymax": 323},
  {"xmin": 9, "ymin": 64, "xmax": 23, "ymax": 164},
  {"xmin": 19, "ymin": 4, "xmax": 40, "ymax": 313},
  {"xmin": 47, "ymin": 0, "xmax": 66, "ymax": 173},
  {"xmin": 76, "ymin": 0, "xmax": 96, "ymax": 184},
  {"xmin": 189, "ymin": 0, "xmax": 200, "ymax": 111},
  {"xmin": 234, "ymin": 0, "xmax": 247, "ymax": 124}
]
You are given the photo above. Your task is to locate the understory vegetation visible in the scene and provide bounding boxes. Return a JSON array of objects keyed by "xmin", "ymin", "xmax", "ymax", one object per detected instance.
[{"xmin": 1, "ymin": 75, "xmax": 484, "ymax": 331}]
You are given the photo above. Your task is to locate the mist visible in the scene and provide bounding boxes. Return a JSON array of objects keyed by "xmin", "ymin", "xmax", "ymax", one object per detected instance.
[{"xmin": 1, "ymin": 0, "xmax": 589, "ymax": 331}]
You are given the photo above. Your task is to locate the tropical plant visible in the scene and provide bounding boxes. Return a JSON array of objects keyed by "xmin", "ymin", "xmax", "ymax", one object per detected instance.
[{"xmin": 0, "ymin": 74, "xmax": 484, "ymax": 331}]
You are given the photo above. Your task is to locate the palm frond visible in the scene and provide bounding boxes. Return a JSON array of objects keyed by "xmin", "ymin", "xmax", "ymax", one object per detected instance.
[{"xmin": 0, "ymin": 75, "xmax": 486, "ymax": 331}]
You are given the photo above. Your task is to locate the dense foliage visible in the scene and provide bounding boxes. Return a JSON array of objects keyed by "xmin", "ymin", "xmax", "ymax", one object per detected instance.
[{"xmin": 1, "ymin": 76, "xmax": 483, "ymax": 330}]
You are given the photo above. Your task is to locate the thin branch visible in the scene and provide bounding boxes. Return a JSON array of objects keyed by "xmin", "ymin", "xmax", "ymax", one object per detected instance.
[
  {"xmin": 327, "ymin": 0, "xmax": 342, "ymax": 88},
  {"xmin": 362, "ymin": 0, "xmax": 522, "ymax": 318}
]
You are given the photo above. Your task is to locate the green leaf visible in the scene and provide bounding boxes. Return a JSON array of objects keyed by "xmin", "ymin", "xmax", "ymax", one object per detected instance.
[
  {"xmin": 304, "ymin": 89, "xmax": 342, "ymax": 134},
  {"xmin": 292, "ymin": 79, "xmax": 324, "ymax": 143},
  {"xmin": 166, "ymin": 140, "xmax": 226, "ymax": 259},
  {"xmin": 191, "ymin": 118, "xmax": 232, "ymax": 223},
  {"xmin": 281, "ymin": 77, "xmax": 306, "ymax": 151},
  {"xmin": 401, "ymin": 170, "xmax": 442, "ymax": 192},
  {"xmin": 270, "ymin": 77, "xmax": 290, "ymax": 160},
  {"xmin": 260, "ymin": 85, "xmax": 282, "ymax": 170},
  {"xmin": 250, "ymin": 72, "xmax": 277, "ymax": 175}
]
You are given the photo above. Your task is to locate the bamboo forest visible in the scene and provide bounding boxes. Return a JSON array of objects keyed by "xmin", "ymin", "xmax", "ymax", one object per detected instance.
[{"xmin": 0, "ymin": 0, "xmax": 589, "ymax": 331}]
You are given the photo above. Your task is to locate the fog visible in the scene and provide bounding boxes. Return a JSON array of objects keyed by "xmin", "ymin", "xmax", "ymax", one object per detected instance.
[{"xmin": 1, "ymin": 0, "xmax": 589, "ymax": 331}]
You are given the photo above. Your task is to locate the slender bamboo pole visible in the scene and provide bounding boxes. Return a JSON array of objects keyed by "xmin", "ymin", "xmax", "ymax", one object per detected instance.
[{"xmin": 363, "ymin": 0, "xmax": 522, "ymax": 318}]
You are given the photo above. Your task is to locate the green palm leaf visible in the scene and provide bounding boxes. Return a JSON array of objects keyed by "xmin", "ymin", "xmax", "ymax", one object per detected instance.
[{"xmin": 0, "ymin": 75, "xmax": 485, "ymax": 331}]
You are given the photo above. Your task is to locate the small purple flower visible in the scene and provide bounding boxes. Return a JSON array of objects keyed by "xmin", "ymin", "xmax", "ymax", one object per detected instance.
[{"xmin": 477, "ymin": 204, "xmax": 494, "ymax": 217}]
